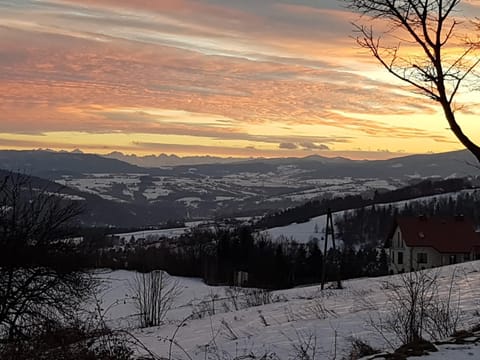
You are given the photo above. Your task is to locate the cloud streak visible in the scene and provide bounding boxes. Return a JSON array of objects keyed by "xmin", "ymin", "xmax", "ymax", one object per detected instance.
[{"xmin": 0, "ymin": 0, "xmax": 477, "ymax": 158}]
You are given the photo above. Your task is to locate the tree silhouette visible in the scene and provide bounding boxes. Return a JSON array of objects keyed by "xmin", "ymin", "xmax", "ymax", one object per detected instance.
[
  {"xmin": 0, "ymin": 173, "xmax": 92, "ymax": 339},
  {"xmin": 347, "ymin": 0, "xmax": 480, "ymax": 162}
]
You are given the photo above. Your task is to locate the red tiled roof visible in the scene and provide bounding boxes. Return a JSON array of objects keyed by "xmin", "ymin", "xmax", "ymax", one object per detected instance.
[{"xmin": 393, "ymin": 216, "xmax": 480, "ymax": 253}]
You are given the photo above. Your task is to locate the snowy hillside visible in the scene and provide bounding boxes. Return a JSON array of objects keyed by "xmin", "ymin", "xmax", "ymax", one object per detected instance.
[
  {"xmin": 263, "ymin": 212, "xmax": 338, "ymax": 248},
  {"xmin": 3, "ymin": 149, "xmax": 479, "ymax": 226},
  {"xmin": 94, "ymin": 261, "xmax": 480, "ymax": 359},
  {"xmin": 263, "ymin": 189, "xmax": 478, "ymax": 245}
]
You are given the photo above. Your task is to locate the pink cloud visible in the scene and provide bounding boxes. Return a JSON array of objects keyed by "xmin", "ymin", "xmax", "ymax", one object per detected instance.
[{"xmin": 0, "ymin": 0, "xmax": 468, "ymax": 157}]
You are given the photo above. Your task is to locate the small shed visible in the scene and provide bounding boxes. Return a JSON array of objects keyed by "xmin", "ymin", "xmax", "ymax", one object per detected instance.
[{"xmin": 233, "ymin": 271, "xmax": 249, "ymax": 287}]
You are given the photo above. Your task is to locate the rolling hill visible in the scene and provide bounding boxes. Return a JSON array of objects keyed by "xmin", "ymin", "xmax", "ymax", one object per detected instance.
[{"xmin": 1, "ymin": 149, "xmax": 479, "ymax": 226}]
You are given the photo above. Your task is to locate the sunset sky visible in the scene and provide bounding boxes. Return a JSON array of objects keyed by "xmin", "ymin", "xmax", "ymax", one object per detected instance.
[{"xmin": 1, "ymin": 0, "xmax": 480, "ymax": 160}]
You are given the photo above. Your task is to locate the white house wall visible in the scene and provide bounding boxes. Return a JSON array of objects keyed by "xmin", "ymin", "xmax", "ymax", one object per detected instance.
[
  {"xmin": 409, "ymin": 246, "xmax": 441, "ymax": 270},
  {"xmin": 388, "ymin": 226, "xmax": 442, "ymax": 273},
  {"xmin": 389, "ymin": 227, "xmax": 407, "ymax": 273},
  {"xmin": 440, "ymin": 253, "xmax": 471, "ymax": 266},
  {"xmin": 388, "ymin": 225, "xmax": 471, "ymax": 274}
]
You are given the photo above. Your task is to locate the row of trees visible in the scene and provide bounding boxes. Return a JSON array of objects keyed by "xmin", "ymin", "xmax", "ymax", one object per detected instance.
[
  {"xmin": 256, "ymin": 178, "xmax": 473, "ymax": 229},
  {"xmin": 89, "ymin": 226, "xmax": 388, "ymax": 289},
  {"xmin": 336, "ymin": 189, "xmax": 480, "ymax": 246}
]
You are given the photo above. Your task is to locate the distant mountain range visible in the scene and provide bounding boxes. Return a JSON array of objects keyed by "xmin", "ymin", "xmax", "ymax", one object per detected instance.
[
  {"xmin": 1, "ymin": 148, "xmax": 477, "ymax": 178},
  {"xmin": 104, "ymin": 151, "xmax": 247, "ymax": 167},
  {"xmin": 0, "ymin": 150, "xmax": 143, "ymax": 178},
  {"xmin": 0, "ymin": 149, "xmax": 479, "ymax": 227}
]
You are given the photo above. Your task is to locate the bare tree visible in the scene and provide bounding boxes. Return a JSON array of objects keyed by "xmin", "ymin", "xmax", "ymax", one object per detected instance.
[
  {"xmin": 0, "ymin": 172, "xmax": 92, "ymax": 340},
  {"xmin": 130, "ymin": 270, "xmax": 182, "ymax": 328},
  {"xmin": 370, "ymin": 269, "xmax": 461, "ymax": 347},
  {"xmin": 346, "ymin": 0, "xmax": 480, "ymax": 162}
]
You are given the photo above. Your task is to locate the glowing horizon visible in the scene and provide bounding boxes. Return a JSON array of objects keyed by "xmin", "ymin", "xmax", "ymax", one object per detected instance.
[{"xmin": 1, "ymin": 0, "xmax": 480, "ymax": 160}]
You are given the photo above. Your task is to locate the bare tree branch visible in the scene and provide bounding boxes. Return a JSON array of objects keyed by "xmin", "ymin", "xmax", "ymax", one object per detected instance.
[
  {"xmin": 0, "ymin": 172, "xmax": 91, "ymax": 340},
  {"xmin": 346, "ymin": 0, "xmax": 480, "ymax": 162}
]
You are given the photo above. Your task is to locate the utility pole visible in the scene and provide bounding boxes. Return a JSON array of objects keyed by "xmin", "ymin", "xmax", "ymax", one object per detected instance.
[{"xmin": 321, "ymin": 208, "xmax": 342, "ymax": 290}]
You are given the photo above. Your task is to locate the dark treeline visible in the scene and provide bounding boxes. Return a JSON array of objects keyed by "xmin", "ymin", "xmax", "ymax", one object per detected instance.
[
  {"xmin": 337, "ymin": 189, "xmax": 480, "ymax": 247},
  {"xmin": 71, "ymin": 179, "xmax": 480, "ymax": 290},
  {"xmin": 256, "ymin": 178, "xmax": 474, "ymax": 229},
  {"xmin": 80, "ymin": 226, "xmax": 387, "ymax": 289}
]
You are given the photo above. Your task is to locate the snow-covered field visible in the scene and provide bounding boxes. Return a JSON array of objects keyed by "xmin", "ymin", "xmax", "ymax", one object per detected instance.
[
  {"xmin": 115, "ymin": 228, "xmax": 189, "ymax": 241},
  {"xmin": 114, "ymin": 221, "xmax": 227, "ymax": 242},
  {"xmin": 422, "ymin": 344, "xmax": 480, "ymax": 360},
  {"xmin": 264, "ymin": 213, "xmax": 335, "ymax": 246},
  {"xmin": 94, "ymin": 261, "xmax": 480, "ymax": 359},
  {"xmin": 56, "ymin": 171, "xmax": 409, "ymax": 207}
]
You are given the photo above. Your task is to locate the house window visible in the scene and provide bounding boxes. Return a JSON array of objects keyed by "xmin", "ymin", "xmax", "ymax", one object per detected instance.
[
  {"xmin": 397, "ymin": 251, "xmax": 404, "ymax": 265},
  {"xmin": 464, "ymin": 253, "xmax": 470, "ymax": 262},
  {"xmin": 397, "ymin": 233, "xmax": 401, "ymax": 248},
  {"xmin": 417, "ymin": 253, "xmax": 428, "ymax": 264}
]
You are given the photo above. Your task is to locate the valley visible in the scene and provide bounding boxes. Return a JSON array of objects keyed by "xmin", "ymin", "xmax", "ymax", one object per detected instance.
[{"xmin": 1, "ymin": 149, "xmax": 477, "ymax": 227}]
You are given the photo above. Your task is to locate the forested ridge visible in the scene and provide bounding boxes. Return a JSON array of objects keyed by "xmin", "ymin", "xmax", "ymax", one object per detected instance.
[{"xmin": 256, "ymin": 178, "xmax": 475, "ymax": 229}]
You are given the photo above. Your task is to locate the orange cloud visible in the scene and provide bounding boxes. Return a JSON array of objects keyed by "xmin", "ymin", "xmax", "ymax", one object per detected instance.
[{"xmin": 0, "ymin": 0, "xmax": 476, "ymax": 159}]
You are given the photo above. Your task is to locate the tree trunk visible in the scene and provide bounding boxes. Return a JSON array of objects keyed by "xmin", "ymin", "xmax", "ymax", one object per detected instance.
[{"xmin": 441, "ymin": 102, "xmax": 480, "ymax": 164}]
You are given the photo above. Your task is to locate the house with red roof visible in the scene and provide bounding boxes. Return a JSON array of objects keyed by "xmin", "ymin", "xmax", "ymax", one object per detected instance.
[{"xmin": 385, "ymin": 215, "xmax": 480, "ymax": 274}]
